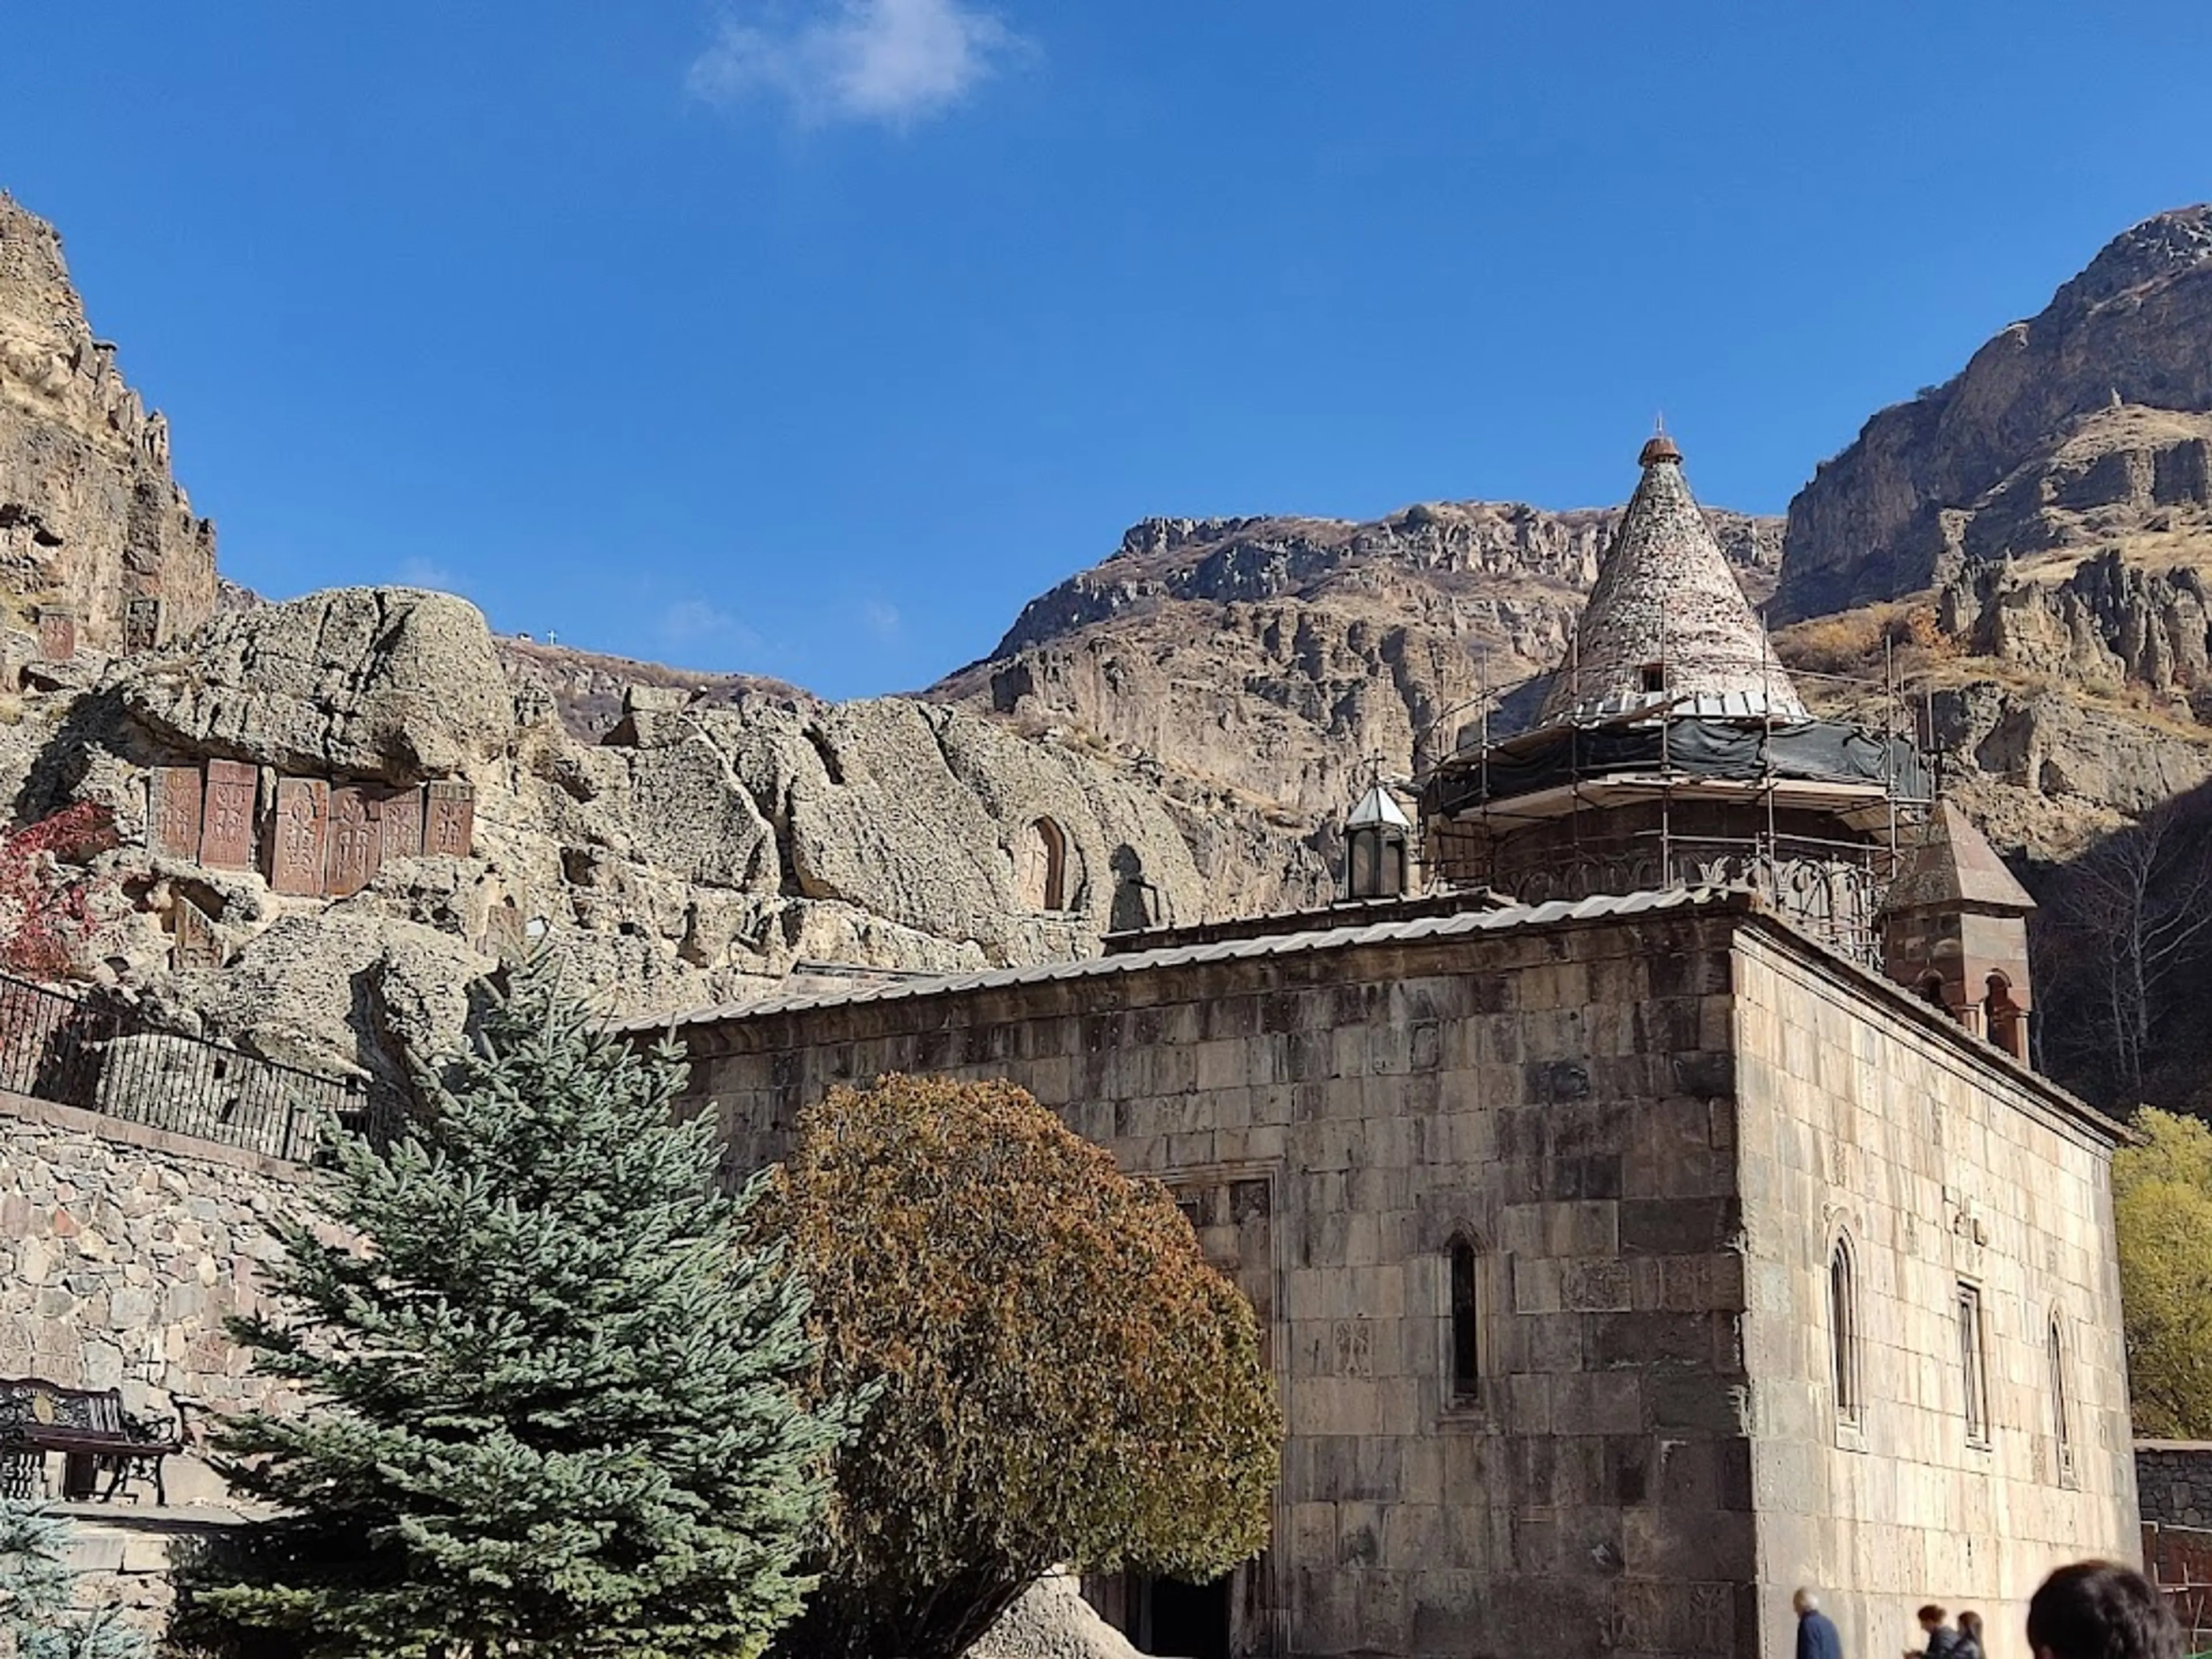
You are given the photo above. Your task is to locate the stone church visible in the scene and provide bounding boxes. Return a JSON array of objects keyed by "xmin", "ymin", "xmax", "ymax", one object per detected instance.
[{"xmin": 642, "ymin": 437, "xmax": 2139, "ymax": 1659}]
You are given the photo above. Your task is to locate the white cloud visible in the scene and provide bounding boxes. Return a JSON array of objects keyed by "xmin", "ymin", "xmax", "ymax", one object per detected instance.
[
  {"xmin": 688, "ymin": 0, "xmax": 1026, "ymax": 127},
  {"xmin": 395, "ymin": 556, "xmax": 462, "ymax": 593},
  {"xmin": 659, "ymin": 598, "xmax": 765, "ymax": 657},
  {"xmin": 861, "ymin": 597, "xmax": 902, "ymax": 641}
]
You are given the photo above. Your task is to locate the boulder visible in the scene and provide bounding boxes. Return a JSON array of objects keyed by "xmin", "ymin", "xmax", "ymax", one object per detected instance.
[
  {"xmin": 112, "ymin": 587, "xmax": 522, "ymax": 782},
  {"xmin": 974, "ymin": 1573, "xmax": 1156, "ymax": 1659}
]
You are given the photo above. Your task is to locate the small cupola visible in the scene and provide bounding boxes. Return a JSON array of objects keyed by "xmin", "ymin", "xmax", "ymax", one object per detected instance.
[
  {"xmin": 1883, "ymin": 800, "xmax": 2037, "ymax": 1063},
  {"xmin": 1344, "ymin": 783, "xmax": 1412, "ymax": 900}
]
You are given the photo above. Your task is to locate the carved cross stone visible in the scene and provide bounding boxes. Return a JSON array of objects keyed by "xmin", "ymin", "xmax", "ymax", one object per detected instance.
[
  {"xmin": 380, "ymin": 786, "xmax": 426, "ymax": 861},
  {"xmin": 36, "ymin": 607, "xmax": 75, "ymax": 663},
  {"xmin": 325, "ymin": 787, "xmax": 382, "ymax": 899},
  {"xmin": 122, "ymin": 596, "xmax": 162, "ymax": 653},
  {"xmin": 425, "ymin": 781, "xmax": 475, "ymax": 859},
  {"xmin": 199, "ymin": 759, "xmax": 259, "ymax": 870},
  {"xmin": 173, "ymin": 896, "xmax": 219, "ymax": 970},
  {"xmin": 268, "ymin": 778, "xmax": 331, "ymax": 896},
  {"xmin": 150, "ymin": 767, "xmax": 203, "ymax": 860}
]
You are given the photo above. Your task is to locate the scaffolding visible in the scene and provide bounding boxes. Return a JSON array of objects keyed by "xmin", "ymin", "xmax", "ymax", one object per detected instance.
[{"xmin": 1410, "ymin": 620, "xmax": 1937, "ymax": 969}]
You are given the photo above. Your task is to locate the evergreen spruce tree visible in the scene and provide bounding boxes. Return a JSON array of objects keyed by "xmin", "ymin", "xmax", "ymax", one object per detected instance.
[
  {"xmin": 176, "ymin": 956, "xmax": 853, "ymax": 1659},
  {"xmin": 0, "ymin": 1497, "xmax": 151, "ymax": 1659}
]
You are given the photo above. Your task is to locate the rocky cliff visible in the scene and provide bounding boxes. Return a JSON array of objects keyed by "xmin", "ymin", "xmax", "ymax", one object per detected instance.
[
  {"xmin": 0, "ymin": 194, "xmax": 215, "ymax": 664},
  {"xmin": 0, "ymin": 196, "xmax": 1331, "ymax": 1092},
  {"xmin": 0, "ymin": 586, "xmax": 1325, "ymax": 1097},
  {"xmin": 12, "ymin": 184, "xmax": 2212, "ymax": 1118},
  {"xmin": 1776, "ymin": 205, "xmax": 2212, "ymax": 620},
  {"xmin": 934, "ymin": 501, "xmax": 1781, "ymax": 818}
]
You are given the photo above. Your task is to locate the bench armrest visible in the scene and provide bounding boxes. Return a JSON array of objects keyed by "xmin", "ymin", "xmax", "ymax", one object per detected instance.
[{"xmin": 122, "ymin": 1411, "xmax": 179, "ymax": 1446}]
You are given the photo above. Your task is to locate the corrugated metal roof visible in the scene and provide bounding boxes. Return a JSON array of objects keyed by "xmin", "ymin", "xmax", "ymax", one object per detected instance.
[{"xmin": 622, "ymin": 885, "xmax": 1730, "ymax": 1034}]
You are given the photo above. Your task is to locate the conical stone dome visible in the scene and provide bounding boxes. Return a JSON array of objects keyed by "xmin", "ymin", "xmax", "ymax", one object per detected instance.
[{"xmin": 1538, "ymin": 436, "xmax": 1806, "ymax": 725}]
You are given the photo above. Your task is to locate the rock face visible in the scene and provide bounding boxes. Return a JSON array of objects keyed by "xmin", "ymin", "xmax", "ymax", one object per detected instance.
[
  {"xmin": 16, "ymin": 184, "xmax": 2212, "ymax": 1117},
  {"xmin": 935, "ymin": 498, "xmax": 1781, "ymax": 817},
  {"xmin": 0, "ymin": 194, "xmax": 215, "ymax": 660},
  {"xmin": 6, "ymin": 586, "xmax": 1324, "ymax": 1092},
  {"xmin": 1777, "ymin": 206, "xmax": 2212, "ymax": 620},
  {"xmin": 497, "ymin": 634, "xmax": 806, "ymax": 743},
  {"xmin": 120, "ymin": 587, "xmax": 518, "ymax": 782}
]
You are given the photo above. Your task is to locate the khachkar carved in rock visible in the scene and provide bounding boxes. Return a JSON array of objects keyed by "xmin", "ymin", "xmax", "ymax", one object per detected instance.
[
  {"xmin": 150, "ymin": 766, "xmax": 202, "ymax": 861},
  {"xmin": 325, "ymin": 787, "xmax": 381, "ymax": 899},
  {"xmin": 380, "ymin": 785, "xmax": 425, "ymax": 861},
  {"xmin": 173, "ymin": 895, "xmax": 218, "ymax": 969},
  {"xmin": 269, "ymin": 779, "xmax": 330, "ymax": 897},
  {"xmin": 425, "ymin": 782, "xmax": 474, "ymax": 860},
  {"xmin": 36, "ymin": 607, "xmax": 75, "ymax": 663},
  {"xmin": 122, "ymin": 596, "xmax": 161, "ymax": 653},
  {"xmin": 140, "ymin": 758, "xmax": 475, "ymax": 905},
  {"xmin": 198, "ymin": 760, "xmax": 257, "ymax": 870}
]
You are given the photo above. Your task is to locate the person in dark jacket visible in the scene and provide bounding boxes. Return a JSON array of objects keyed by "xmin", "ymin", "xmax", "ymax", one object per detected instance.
[
  {"xmin": 1912, "ymin": 1604, "xmax": 1960, "ymax": 1659},
  {"xmin": 1797, "ymin": 1587, "xmax": 1844, "ymax": 1659},
  {"xmin": 2028, "ymin": 1562, "xmax": 2182, "ymax": 1659},
  {"xmin": 1953, "ymin": 1611, "xmax": 1985, "ymax": 1659}
]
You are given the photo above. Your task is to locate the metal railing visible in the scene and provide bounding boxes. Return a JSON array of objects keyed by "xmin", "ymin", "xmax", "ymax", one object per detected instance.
[{"xmin": 0, "ymin": 971, "xmax": 389, "ymax": 1162}]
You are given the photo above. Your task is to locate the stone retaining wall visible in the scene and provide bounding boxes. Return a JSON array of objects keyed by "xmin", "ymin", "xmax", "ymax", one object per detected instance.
[
  {"xmin": 0, "ymin": 1087, "xmax": 322, "ymax": 1509},
  {"xmin": 2139, "ymin": 1442, "xmax": 2212, "ymax": 1530}
]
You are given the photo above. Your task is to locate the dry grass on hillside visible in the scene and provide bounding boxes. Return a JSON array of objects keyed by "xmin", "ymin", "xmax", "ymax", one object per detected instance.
[{"xmin": 1772, "ymin": 597, "xmax": 1946, "ymax": 680}]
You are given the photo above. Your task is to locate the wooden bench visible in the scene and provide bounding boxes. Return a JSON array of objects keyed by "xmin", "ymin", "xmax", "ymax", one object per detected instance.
[{"xmin": 0, "ymin": 1377, "xmax": 182, "ymax": 1505}]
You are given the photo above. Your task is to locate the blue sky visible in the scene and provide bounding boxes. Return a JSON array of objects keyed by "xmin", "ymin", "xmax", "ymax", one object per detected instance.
[{"xmin": 3, "ymin": 5, "xmax": 2208, "ymax": 698}]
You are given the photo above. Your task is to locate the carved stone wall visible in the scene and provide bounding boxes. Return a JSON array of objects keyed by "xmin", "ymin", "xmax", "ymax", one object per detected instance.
[{"xmin": 143, "ymin": 759, "xmax": 474, "ymax": 899}]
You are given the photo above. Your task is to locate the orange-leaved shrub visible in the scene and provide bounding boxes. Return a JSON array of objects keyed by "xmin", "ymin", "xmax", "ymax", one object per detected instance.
[{"xmin": 762, "ymin": 1074, "xmax": 1281, "ymax": 1659}]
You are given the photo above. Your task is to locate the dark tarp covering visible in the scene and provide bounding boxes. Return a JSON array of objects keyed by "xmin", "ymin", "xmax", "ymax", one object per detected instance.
[{"xmin": 1421, "ymin": 717, "xmax": 1931, "ymax": 820}]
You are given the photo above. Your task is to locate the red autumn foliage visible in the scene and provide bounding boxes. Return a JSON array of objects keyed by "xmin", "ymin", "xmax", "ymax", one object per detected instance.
[{"xmin": 0, "ymin": 802, "xmax": 122, "ymax": 979}]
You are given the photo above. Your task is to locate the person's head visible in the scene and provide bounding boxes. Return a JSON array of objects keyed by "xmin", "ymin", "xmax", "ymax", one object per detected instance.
[
  {"xmin": 1960, "ymin": 1612, "xmax": 1984, "ymax": 1644},
  {"xmin": 1920, "ymin": 1606, "xmax": 1950, "ymax": 1633},
  {"xmin": 1795, "ymin": 1588, "xmax": 1821, "ymax": 1618},
  {"xmin": 2027, "ymin": 1562, "xmax": 2181, "ymax": 1659}
]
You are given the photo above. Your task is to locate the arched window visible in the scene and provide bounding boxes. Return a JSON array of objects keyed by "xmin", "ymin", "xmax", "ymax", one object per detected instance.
[
  {"xmin": 2050, "ymin": 1316, "xmax": 2077, "ymax": 1487},
  {"xmin": 1448, "ymin": 1236, "xmax": 1480, "ymax": 1408},
  {"xmin": 1829, "ymin": 1235, "xmax": 1861, "ymax": 1430},
  {"xmin": 1016, "ymin": 817, "xmax": 1068, "ymax": 912},
  {"xmin": 1957, "ymin": 1281, "xmax": 1991, "ymax": 1446},
  {"xmin": 1918, "ymin": 972, "xmax": 1948, "ymax": 1010}
]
